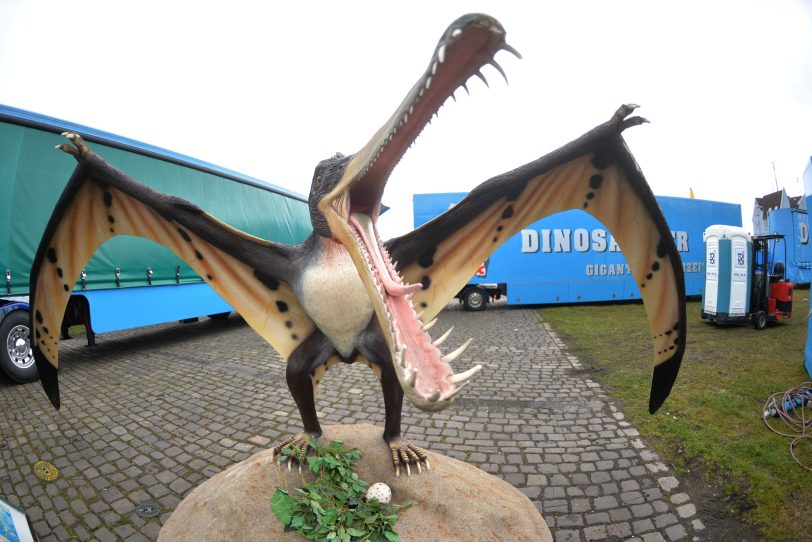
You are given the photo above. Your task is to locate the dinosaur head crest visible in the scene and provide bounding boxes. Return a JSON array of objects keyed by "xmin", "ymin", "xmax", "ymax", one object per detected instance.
[{"xmin": 315, "ymin": 13, "xmax": 519, "ymax": 411}]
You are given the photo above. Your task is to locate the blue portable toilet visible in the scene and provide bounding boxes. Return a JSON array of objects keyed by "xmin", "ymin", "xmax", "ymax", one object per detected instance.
[{"xmin": 702, "ymin": 225, "xmax": 752, "ymax": 323}]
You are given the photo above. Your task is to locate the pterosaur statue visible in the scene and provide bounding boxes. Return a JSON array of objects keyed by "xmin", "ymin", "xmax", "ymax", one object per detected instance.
[{"xmin": 31, "ymin": 14, "xmax": 685, "ymax": 476}]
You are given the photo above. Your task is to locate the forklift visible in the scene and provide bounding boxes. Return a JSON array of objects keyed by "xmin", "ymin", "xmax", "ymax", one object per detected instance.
[{"xmin": 701, "ymin": 226, "xmax": 793, "ymax": 330}]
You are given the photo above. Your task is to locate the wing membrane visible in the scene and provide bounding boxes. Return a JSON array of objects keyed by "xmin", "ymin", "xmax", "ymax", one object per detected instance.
[
  {"xmin": 387, "ymin": 106, "xmax": 685, "ymax": 412},
  {"xmin": 31, "ymin": 139, "xmax": 314, "ymax": 407}
]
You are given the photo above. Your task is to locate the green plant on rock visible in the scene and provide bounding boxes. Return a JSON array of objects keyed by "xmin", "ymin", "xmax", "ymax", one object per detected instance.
[{"xmin": 271, "ymin": 439, "xmax": 410, "ymax": 542}]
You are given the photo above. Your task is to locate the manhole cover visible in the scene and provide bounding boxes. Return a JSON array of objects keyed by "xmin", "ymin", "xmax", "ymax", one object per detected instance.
[
  {"xmin": 33, "ymin": 460, "xmax": 60, "ymax": 481},
  {"xmin": 135, "ymin": 501, "xmax": 161, "ymax": 518}
]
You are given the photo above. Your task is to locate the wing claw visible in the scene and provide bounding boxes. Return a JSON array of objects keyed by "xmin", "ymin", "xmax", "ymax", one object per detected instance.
[{"xmin": 56, "ymin": 132, "xmax": 90, "ymax": 160}]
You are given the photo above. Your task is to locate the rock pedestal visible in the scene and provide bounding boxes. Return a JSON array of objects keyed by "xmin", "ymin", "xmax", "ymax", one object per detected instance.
[{"xmin": 158, "ymin": 424, "xmax": 552, "ymax": 542}]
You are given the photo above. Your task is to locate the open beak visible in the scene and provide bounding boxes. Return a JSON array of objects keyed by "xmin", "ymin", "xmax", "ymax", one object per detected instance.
[{"xmin": 318, "ymin": 14, "xmax": 520, "ymax": 411}]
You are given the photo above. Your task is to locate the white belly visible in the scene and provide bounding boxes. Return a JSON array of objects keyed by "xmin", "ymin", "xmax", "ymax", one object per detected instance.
[{"xmin": 299, "ymin": 242, "xmax": 374, "ymax": 357}]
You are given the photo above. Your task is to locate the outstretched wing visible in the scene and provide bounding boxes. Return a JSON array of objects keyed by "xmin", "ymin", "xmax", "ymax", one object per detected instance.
[
  {"xmin": 386, "ymin": 106, "xmax": 685, "ymax": 413},
  {"xmin": 31, "ymin": 134, "xmax": 314, "ymax": 408}
]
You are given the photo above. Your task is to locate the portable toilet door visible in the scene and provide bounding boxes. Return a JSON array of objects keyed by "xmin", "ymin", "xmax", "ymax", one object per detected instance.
[{"xmin": 702, "ymin": 225, "xmax": 752, "ymax": 323}]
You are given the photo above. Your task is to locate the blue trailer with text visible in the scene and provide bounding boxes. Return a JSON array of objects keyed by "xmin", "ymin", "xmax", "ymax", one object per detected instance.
[{"xmin": 413, "ymin": 193, "xmax": 741, "ymax": 309}]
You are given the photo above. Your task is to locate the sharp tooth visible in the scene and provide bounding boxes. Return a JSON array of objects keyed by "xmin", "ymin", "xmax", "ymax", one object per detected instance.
[
  {"xmin": 488, "ymin": 59, "xmax": 508, "ymax": 83},
  {"xmin": 416, "ymin": 311, "xmax": 424, "ymax": 320},
  {"xmin": 406, "ymin": 369, "xmax": 417, "ymax": 387},
  {"xmin": 425, "ymin": 75, "xmax": 433, "ymax": 89},
  {"xmin": 437, "ymin": 43, "xmax": 446, "ymax": 63},
  {"xmin": 422, "ymin": 318, "xmax": 438, "ymax": 332},
  {"xmin": 443, "ymin": 338, "xmax": 473, "ymax": 363},
  {"xmin": 444, "ymin": 385, "xmax": 465, "ymax": 401},
  {"xmin": 451, "ymin": 28, "xmax": 462, "ymax": 38},
  {"xmin": 431, "ymin": 62, "xmax": 437, "ymax": 76},
  {"xmin": 449, "ymin": 364, "xmax": 482, "ymax": 384},
  {"xmin": 474, "ymin": 71, "xmax": 489, "ymax": 88},
  {"xmin": 501, "ymin": 42, "xmax": 522, "ymax": 59},
  {"xmin": 398, "ymin": 348, "xmax": 407, "ymax": 368},
  {"xmin": 433, "ymin": 326, "xmax": 454, "ymax": 346},
  {"xmin": 428, "ymin": 390, "xmax": 441, "ymax": 402}
]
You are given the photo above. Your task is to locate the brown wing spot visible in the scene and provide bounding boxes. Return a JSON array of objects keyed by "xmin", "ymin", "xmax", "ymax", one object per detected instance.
[
  {"xmin": 592, "ymin": 149, "xmax": 613, "ymax": 169},
  {"xmin": 492, "ymin": 236, "xmax": 499, "ymax": 243},
  {"xmin": 63, "ymin": 285, "xmax": 69, "ymax": 292},
  {"xmin": 107, "ymin": 215, "xmax": 115, "ymax": 224},
  {"xmin": 291, "ymin": 333, "xmax": 299, "ymax": 340},
  {"xmin": 254, "ymin": 270, "xmax": 280, "ymax": 291},
  {"xmin": 177, "ymin": 228, "xmax": 192, "ymax": 242},
  {"xmin": 46, "ymin": 248, "xmax": 57, "ymax": 263},
  {"xmin": 285, "ymin": 321, "xmax": 293, "ymax": 328},
  {"xmin": 35, "ymin": 311, "xmax": 43, "ymax": 324},
  {"xmin": 421, "ymin": 276, "xmax": 431, "ymax": 290},
  {"xmin": 276, "ymin": 300, "xmax": 289, "ymax": 313},
  {"xmin": 589, "ymin": 174, "xmax": 604, "ymax": 189},
  {"xmin": 420, "ymin": 302, "xmax": 428, "ymax": 308},
  {"xmin": 652, "ymin": 262, "xmax": 660, "ymax": 271},
  {"xmin": 103, "ymin": 191, "xmax": 113, "ymax": 207},
  {"xmin": 206, "ymin": 274, "xmax": 213, "ymax": 280},
  {"xmin": 418, "ymin": 247, "xmax": 436, "ymax": 269},
  {"xmin": 56, "ymin": 267, "xmax": 63, "ymax": 278},
  {"xmin": 657, "ymin": 239, "xmax": 668, "ymax": 258},
  {"xmin": 195, "ymin": 250, "xmax": 204, "ymax": 260},
  {"xmin": 501, "ymin": 205, "xmax": 514, "ymax": 219},
  {"xmin": 43, "ymin": 326, "xmax": 49, "ymax": 335}
]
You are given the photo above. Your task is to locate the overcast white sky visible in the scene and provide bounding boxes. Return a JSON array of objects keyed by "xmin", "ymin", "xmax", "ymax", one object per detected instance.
[{"xmin": 1, "ymin": 0, "xmax": 810, "ymax": 239}]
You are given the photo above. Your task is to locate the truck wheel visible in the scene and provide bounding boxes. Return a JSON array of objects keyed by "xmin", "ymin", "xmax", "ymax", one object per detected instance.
[
  {"xmin": 0, "ymin": 311, "xmax": 39, "ymax": 383},
  {"xmin": 462, "ymin": 287, "xmax": 487, "ymax": 311},
  {"xmin": 753, "ymin": 311, "xmax": 767, "ymax": 330}
]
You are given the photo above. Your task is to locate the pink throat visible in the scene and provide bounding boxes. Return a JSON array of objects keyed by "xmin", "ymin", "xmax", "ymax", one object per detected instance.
[{"xmin": 349, "ymin": 213, "xmax": 454, "ymax": 397}]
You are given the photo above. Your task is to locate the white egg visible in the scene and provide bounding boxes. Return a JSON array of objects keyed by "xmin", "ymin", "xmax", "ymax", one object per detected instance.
[{"xmin": 365, "ymin": 482, "xmax": 392, "ymax": 504}]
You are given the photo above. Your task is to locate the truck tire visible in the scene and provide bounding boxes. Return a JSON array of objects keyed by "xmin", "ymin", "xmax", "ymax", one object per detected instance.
[
  {"xmin": 462, "ymin": 287, "xmax": 487, "ymax": 311},
  {"xmin": 753, "ymin": 311, "xmax": 767, "ymax": 330},
  {"xmin": 0, "ymin": 310, "xmax": 39, "ymax": 383}
]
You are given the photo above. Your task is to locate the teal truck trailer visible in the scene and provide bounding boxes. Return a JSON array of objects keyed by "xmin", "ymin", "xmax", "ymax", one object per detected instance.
[{"xmin": 0, "ymin": 105, "xmax": 311, "ymax": 382}]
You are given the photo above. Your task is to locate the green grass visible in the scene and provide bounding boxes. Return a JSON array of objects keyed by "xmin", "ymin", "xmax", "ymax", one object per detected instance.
[{"xmin": 539, "ymin": 293, "xmax": 812, "ymax": 541}]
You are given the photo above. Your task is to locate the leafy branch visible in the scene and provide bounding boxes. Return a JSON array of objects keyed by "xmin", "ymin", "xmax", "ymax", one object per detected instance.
[{"xmin": 271, "ymin": 440, "xmax": 410, "ymax": 542}]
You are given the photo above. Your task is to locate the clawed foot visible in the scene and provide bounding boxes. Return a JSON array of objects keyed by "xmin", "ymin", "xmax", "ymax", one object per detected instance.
[
  {"xmin": 56, "ymin": 132, "xmax": 91, "ymax": 160},
  {"xmin": 270, "ymin": 432, "xmax": 319, "ymax": 472},
  {"xmin": 387, "ymin": 437, "xmax": 430, "ymax": 477},
  {"xmin": 611, "ymin": 104, "xmax": 649, "ymax": 130}
]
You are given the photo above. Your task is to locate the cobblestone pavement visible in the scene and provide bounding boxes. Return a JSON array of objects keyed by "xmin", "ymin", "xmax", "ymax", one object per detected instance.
[{"xmin": 1, "ymin": 303, "xmax": 706, "ymax": 541}]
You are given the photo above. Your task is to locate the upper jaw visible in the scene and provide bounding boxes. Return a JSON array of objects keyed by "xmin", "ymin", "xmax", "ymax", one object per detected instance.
[{"xmin": 318, "ymin": 14, "xmax": 518, "ymax": 410}]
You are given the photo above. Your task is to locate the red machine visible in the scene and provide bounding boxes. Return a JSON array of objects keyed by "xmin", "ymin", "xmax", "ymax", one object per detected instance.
[{"xmin": 751, "ymin": 235, "xmax": 793, "ymax": 329}]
